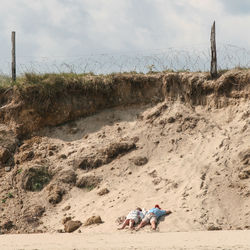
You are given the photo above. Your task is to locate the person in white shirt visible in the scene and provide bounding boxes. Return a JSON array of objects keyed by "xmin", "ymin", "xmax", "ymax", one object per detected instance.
[{"xmin": 118, "ymin": 207, "xmax": 146, "ymax": 230}]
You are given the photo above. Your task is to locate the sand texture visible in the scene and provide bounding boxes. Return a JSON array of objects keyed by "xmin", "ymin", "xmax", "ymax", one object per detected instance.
[{"xmin": 1, "ymin": 230, "xmax": 250, "ymax": 250}]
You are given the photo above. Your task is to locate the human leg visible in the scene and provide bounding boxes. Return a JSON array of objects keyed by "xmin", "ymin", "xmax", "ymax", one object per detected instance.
[
  {"xmin": 129, "ymin": 219, "xmax": 135, "ymax": 229},
  {"xmin": 150, "ymin": 216, "xmax": 157, "ymax": 230},
  {"xmin": 118, "ymin": 219, "xmax": 129, "ymax": 230},
  {"xmin": 150, "ymin": 220, "xmax": 157, "ymax": 230},
  {"xmin": 135, "ymin": 220, "xmax": 148, "ymax": 231}
]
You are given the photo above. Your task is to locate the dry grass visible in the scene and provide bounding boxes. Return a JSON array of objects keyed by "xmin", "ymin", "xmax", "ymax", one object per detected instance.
[{"xmin": 0, "ymin": 66, "xmax": 249, "ymax": 90}]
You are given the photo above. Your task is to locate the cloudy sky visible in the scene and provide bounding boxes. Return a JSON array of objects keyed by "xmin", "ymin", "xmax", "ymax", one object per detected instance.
[{"xmin": 0, "ymin": 0, "xmax": 250, "ymax": 73}]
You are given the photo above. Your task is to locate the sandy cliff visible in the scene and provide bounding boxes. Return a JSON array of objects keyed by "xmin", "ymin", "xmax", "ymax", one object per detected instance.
[{"xmin": 0, "ymin": 69, "xmax": 249, "ymax": 234}]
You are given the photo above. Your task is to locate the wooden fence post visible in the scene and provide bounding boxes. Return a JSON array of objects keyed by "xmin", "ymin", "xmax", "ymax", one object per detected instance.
[
  {"xmin": 210, "ymin": 21, "xmax": 217, "ymax": 78},
  {"xmin": 11, "ymin": 31, "xmax": 16, "ymax": 81}
]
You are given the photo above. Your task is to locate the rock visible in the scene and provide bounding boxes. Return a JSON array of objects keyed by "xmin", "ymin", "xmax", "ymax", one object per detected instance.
[
  {"xmin": 58, "ymin": 170, "xmax": 76, "ymax": 184},
  {"xmin": 0, "ymin": 147, "xmax": 11, "ymax": 164},
  {"xmin": 62, "ymin": 205, "xmax": 71, "ymax": 211},
  {"xmin": 239, "ymin": 172, "xmax": 249, "ymax": 180},
  {"xmin": 76, "ymin": 175, "xmax": 102, "ymax": 190},
  {"xmin": 131, "ymin": 156, "xmax": 148, "ymax": 166},
  {"xmin": 78, "ymin": 140, "xmax": 136, "ymax": 171},
  {"xmin": 32, "ymin": 205, "xmax": 45, "ymax": 217},
  {"xmin": 97, "ymin": 188, "xmax": 109, "ymax": 196},
  {"xmin": 2, "ymin": 220, "xmax": 14, "ymax": 231},
  {"xmin": 244, "ymin": 168, "xmax": 250, "ymax": 175},
  {"xmin": 35, "ymin": 230, "xmax": 43, "ymax": 233},
  {"xmin": 201, "ymin": 173, "xmax": 206, "ymax": 180},
  {"xmin": 167, "ymin": 117, "xmax": 175, "ymax": 123},
  {"xmin": 243, "ymin": 159, "xmax": 249, "ymax": 165},
  {"xmin": 70, "ymin": 128, "xmax": 78, "ymax": 134},
  {"xmin": 48, "ymin": 151, "xmax": 54, "ymax": 156},
  {"xmin": 181, "ymin": 117, "xmax": 198, "ymax": 131},
  {"xmin": 84, "ymin": 216, "xmax": 103, "ymax": 226},
  {"xmin": 22, "ymin": 205, "xmax": 45, "ymax": 225},
  {"xmin": 207, "ymin": 225, "xmax": 222, "ymax": 231},
  {"xmin": 64, "ymin": 220, "xmax": 82, "ymax": 233},
  {"xmin": 21, "ymin": 151, "xmax": 35, "ymax": 162},
  {"xmin": 159, "ymin": 120, "xmax": 166, "ymax": 125},
  {"xmin": 62, "ymin": 217, "xmax": 72, "ymax": 225},
  {"xmin": 21, "ymin": 165, "xmax": 51, "ymax": 191},
  {"xmin": 148, "ymin": 169, "xmax": 157, "ymax": 178},
  {"xmin": 133, "ymin": 136, "xmax": 139, "ymax": 143},
  {"xmin": 5, "ymin": 166, "xmax": 11, "ymax": 172},
  {"xmin": 48, "ymin": 185, "xmax": 65, "ymax": 204},
  {"xmin": 19, "ymin": 143, "xmax": 30, "ymax": 151},
  {"xmin": 238, "ymin": 149, "xmax": 250, "ymax": 162},
  {"xmin": 48, "ymin": 145, "xmax": 57, "ymax": 151},
  {"xmin": 59, "ymin": 154, "xmax": 67, "ymax": 159},
  {"xmin": 152, "ymin": 177, "xmax": 162, "ymax": 185},
  {"xmin": 146, "ymin": 103, "xmax": 168, "ymax": 121},
  {"xmin": 78, "ymin": 157, "xmax": 103, "ymax": 171},
  {"xmin": 102, "ymin": 141, "xmax": 136, "ymax": 161},
  {"xmin": 176, "ymin": 126, "xmax": 182, "ymax": 133}
]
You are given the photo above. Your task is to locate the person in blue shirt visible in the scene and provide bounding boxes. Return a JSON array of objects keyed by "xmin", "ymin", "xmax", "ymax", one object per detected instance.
[{"xmin": 136, "ymin": 204, "xmax": 171, "ymax": 230}]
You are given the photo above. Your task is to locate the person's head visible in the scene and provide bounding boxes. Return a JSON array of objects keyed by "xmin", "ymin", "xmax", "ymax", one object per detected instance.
[
  {"xmin": 136, "ymin": 207, "xmax": 142, "ymax": 211},
  {"xmin": 155, "ymin": 204, "xmax": 161, "ymax": 209}
]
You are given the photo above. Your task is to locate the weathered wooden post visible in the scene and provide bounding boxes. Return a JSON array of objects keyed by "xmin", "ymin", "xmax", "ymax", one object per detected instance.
[
  {"xmin": 11, "ymin": 31, "xmax": 16, "ymax": 81},
  {"xmin": 210, "ymin": 21, "xmax": 217, "ymax": 78}
]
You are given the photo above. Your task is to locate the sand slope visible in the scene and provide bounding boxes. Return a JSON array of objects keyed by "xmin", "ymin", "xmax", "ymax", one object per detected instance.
[
  {"xmin": 0, "ymin": 71, "xmax": 249, "ymax": 237},
  {"xmin": 5, "ymin": 99, "xmax": 246, "ymax": 234}
]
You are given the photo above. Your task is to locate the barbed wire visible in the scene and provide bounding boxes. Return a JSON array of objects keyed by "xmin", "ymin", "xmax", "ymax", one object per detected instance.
[{"xmin": 0, "ymin": 43, "xmax": 249, "ymax": 76}]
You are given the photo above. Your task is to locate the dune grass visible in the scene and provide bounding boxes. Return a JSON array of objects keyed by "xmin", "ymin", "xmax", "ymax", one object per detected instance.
[{"xmin": 0, "ymin": 67, "xmax": 249, "ymax": 91}]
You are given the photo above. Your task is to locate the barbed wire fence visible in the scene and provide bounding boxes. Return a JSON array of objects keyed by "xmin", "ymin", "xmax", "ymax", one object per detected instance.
[{"xmin": 0, "ymin": 43, "xmax": 250, "ymax": 77}]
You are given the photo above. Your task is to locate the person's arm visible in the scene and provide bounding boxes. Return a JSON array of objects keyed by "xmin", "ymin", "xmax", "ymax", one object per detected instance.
[
  {"xmin": 164, "ymin": 210, "xmax": 172, "ymax": 215},
  {"xmin": 159, "ymin": 209, "xmax": 171, "ymax": 217}
]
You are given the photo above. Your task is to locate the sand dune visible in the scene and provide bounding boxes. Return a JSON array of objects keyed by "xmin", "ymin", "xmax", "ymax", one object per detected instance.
[{"xmin": 0, "ymin": 70, "xmax": 249, "ymax": 249}]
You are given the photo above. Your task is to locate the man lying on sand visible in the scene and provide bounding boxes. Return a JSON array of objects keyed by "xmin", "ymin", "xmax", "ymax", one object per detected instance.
[
  {"xmin": 118, "ymin": 207, "xmax": 147, "ymax": 230},
  {"xmin": 136, "ymin": 204, "xmax": 172, "ymax": 231}
]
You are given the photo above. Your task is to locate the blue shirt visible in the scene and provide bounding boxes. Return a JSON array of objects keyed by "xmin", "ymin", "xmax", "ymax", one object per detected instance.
[{"xmin": 148, "ymin": 208, "xmax": 166, "ymax": 218}]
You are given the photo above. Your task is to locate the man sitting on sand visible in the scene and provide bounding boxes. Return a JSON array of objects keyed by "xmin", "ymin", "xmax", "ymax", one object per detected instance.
[
  {"xmin": 136, "ymin": 204, "xmax": 171, "ymax": 231},
  {"xmin": 118, "ymin": 207, "xmax": 146, "ymax": 230}
]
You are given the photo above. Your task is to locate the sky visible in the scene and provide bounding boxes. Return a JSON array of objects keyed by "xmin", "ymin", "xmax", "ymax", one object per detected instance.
[{"xmin": 0, "ymin": 0, "xmax": 250, "ymax": 74}]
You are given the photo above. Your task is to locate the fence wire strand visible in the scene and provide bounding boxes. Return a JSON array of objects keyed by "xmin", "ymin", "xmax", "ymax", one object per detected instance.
[{"xmin": 0, "ymin": 43, "xmax": 249, "ymax": 76}]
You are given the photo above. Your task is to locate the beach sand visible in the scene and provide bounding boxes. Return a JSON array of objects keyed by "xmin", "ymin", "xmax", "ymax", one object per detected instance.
[{"xmin": 1, "ymin": 230, "xmax": 250, "ymax": 250}]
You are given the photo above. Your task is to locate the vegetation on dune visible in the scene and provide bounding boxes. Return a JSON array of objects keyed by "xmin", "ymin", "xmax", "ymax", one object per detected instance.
[
  {"xmin": 0, "ymin": 71, "xmax": 139, "ymax": 90},
  {"xmin": 22, "ymin": 165, "xmax": 52, "ymax": 192},
  {"xmin": 0, "ymin": 66, "xmax": 249, "ymax": 91}
]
